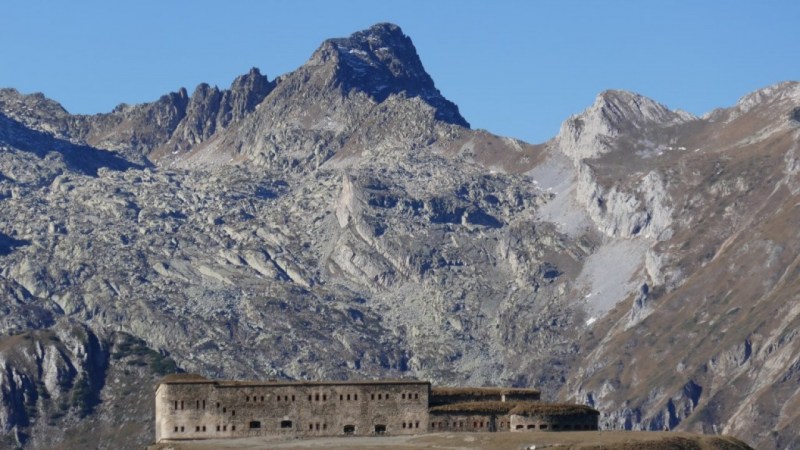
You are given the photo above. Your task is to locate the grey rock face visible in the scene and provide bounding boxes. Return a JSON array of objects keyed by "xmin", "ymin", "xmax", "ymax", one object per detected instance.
[{"xmin": 1, "ymin": 23, "xmax": 799, "ymax": 450}]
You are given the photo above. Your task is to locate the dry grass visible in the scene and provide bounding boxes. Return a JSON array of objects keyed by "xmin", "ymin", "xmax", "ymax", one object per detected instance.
[
  {"xmin": 148, "ymin": 431, "xmax": 754, "ymax": 450},
  {"xmin": 429, "ymin": 401, "xmax": 598, "ymax": 417},
  {"xmin": 429, "ymin": 401, "xmax": 514, "ymax": 414},
  {"xmin": 509, "ymin": 403, "xmax": 599, "ymax": 416}
]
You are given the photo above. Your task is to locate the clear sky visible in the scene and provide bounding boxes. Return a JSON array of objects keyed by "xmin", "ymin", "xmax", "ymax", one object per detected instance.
[{"xmin": 1, "ymin": 0, "xmax": 797, "ymax": 143}]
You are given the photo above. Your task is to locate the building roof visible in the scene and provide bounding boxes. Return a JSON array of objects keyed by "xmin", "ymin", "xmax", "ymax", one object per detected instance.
[
  {"xmin": 431, "ymin": 386, "xmax": 541, "ymax": 397},
  {"xmin": 429, "ymin": 401, "xmax": 599, "ymax": 416},
  {"xmin": 157, "ymin": 374, "xmax": 430, "ymax": 388}
]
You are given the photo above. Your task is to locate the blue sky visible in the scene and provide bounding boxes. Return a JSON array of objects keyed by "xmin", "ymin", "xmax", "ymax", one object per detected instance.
[{"xmin": 1, "ymin": 1, "xmax": 797, "ymax": 143}]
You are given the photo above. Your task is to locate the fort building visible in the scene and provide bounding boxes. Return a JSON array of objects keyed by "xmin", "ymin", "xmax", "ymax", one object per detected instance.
[{"xmin": 155, "ymin": 374, "xmax": 599, "ymax": 442}]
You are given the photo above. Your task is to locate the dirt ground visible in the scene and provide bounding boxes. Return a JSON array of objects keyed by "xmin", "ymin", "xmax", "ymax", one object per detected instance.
[{"xmin": 149, "ymin": 431, "xmax": 753, "ymax": 450}]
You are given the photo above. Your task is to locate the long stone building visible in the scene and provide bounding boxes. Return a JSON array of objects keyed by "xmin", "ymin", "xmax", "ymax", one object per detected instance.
[{"xmin": 155, "ymin": 374, "xmax": 599, "ymax": 442}]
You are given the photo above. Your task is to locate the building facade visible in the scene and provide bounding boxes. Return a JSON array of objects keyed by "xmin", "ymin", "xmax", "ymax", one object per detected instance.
[{"xmin": 155, "ymin": 374, "xmax": 598, "ymax": 442}]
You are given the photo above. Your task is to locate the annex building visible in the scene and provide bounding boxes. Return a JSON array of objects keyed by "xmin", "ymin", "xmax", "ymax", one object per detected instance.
[{"xmin": 155, "ymin": 374, "xmax": 599, "ymax": 442}]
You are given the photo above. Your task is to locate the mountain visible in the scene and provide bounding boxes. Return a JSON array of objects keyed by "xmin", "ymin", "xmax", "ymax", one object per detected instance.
[{"xmin": 0, "ymin": 23, "xmax": 798, "ymax": 449}]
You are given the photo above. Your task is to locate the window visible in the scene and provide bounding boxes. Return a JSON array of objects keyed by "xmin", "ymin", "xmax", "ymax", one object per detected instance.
[
  {"xmin": 371, "ymin": 394, "xmax": 375, "ymax": 400},
  {"xmin": 180, "ymin": 401, "xmax": 184, "ymax": 410},
  {"xmin": 473, "ymin": 422, "xmax": 478, "ymax": 428},
  {"xmin": 202, "ymin": 426, "xmax": 206, "ymax": 431},
  {"xmin": 174, "ymin": 426, "xmax": 178, "ymax": 432},
  {"xmin": 281, "ymin": 420, "xmax": 293, "ymax": 429},
  {"xmin": 344, "ymin": 425, "xmax": 355, "ymax": 434},
  {"xmin": 180, "ymin": 426, "xmax": 184, "ymax": 432},
  {"xmin": 223, "ymin": 407, "xmax": 226, "ymax": 413},
  {"xmin": 232, "ymin": 410, "xmax": 235, "ymax": 416},
  {"xmin": 174, "ymin": 401, "xmax": 178, "ymax": 410},
  {"xmin": 232, "ymin": 425, "xmax": 236, "ymax": 431},
  {"xmin": 216, "ymin": 426, "xmax": 220, "ymax": 431},
  {"xmin": 316, "ymin": 423, "xmax": 320, "ymax": 430},
  {"xmin": 385, "ymin": 394, "xmax": 390, "ymax": 399},
  {"xmin": 249, "ymin": 421, "xmax": 261, "ymax": 429},
  {"xmin": 378, "ymin": 394, "xmax": 382, "ymax": 400},
  {"xmin": 308, "ymin": 395, "xmax": 312, "ymax": 401},
  {"xmin": 415, "ymin": 421, "xmax": 419, "ymax": 428},
  {"xmin": 315, "ymin": 394, "xmax": 320, "ymax": 401},
  {"xmin": 196, "ymin": 426, "xmax": 200, "ymax": 432},
  {"xmin": 340, "ymin": 394, "xmax": 343, "ymax": 401},
  {"xmin": 323, "ymin": 423, "xmax": 327, "ymax": 430},
  {"xmin": 309, "ymin": 424, "xmax": 313, "ymax": 430},
  {"xmin": 323, "ymin": 394, "xmax": 327, "ymax": 401},
  {"xmin": 277, "ymin": 396, "xmax": 281, "ymax": 402},
  {"xmin": 203, "ymin": 400, "xmax": 206, "ymax": 409},
  {"xmin": 516, "ymin": 425, "xmax": 524, "ymax": 430},
  {"xmin": 354, "ymin": 394, "xmax": 358, "ymax": 400},
  {"xmin": 196, "ymin": 400, "xmax": 200, "ymax": 408},
  {"xmin": 415, "ymin": 393, "xmax": 419, "ymax": 399},
  {"xmin": 246, "ymin": 396, "xmax": 250, "ymax": 402},
  {"xmin": 552, "ymin": 424, "xmax": 560, "ymax": 430},
  {"xmin": 374, "ymin": 424, "xmax": 387, "ymax": 434},
  {"xmin": 262, "ymin": 396, "xmax": 265, "ymax": 402},
  {"xmin": 347, "ymin": 394, "xmax": 351, "ymax": 400},
  {"xmin": 292, "ymin": 395, "xmax": 295, "ymax": 401},
  {"xmin": 223, "ymin": 425, "xmax": 227, "ymax": 431},
  {"xmin": 402, "ymin": 422, "xmax": 406, "ymax": 429},
  {"xmin": 527, "ymin": 424, "xmax": 536, "ymax": 429},
  {"xmin": 402, "ymin": 393, "xmax": 406, "ymax": 399},
  {"xmin": 539, "ymin": 424, "xmax": 548, "ymax": 430},
  {"xmin": 217, "ymin": 402, "xmax": 220, "ymax": 408}
]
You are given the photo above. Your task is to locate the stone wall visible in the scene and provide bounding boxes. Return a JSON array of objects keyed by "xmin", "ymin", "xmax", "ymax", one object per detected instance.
[
  {"xmin": 155, "ymin": 378, "xmax": 430, "ymax": 442},
  {"xmin": 509, "ymin": 413, "xmax": 598, "ymax": 432}
]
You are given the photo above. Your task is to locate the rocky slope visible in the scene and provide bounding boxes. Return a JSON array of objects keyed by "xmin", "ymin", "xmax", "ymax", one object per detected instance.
[{"xmin": 0, "ymin": 23, "xmax": 798, "ymax": 449}]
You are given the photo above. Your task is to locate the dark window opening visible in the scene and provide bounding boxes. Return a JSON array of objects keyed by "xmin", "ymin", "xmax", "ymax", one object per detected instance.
[
  {"xmin": 516, "ymin": 425, "xmax": 524, "ymax": 430},
  {"xmin": 216, "ymin": 402, "xmax": 220, "ymax": 408},
  {"xmin": 180, "ymin": 426, "xmax": 184, "ymax": 432},
  {"xmin": 415, "ymin": 393, "xmax": 419, "ymax": 399},
  {"xmin": 344, "ymin": 424, "xmax": 355, "ymax": 435},
  {"xmin": 340, "ymin": 394, "xmax": 343, "ymax": 401},
  {"xmin": 308, "ymin": 395, "xmax": 312, "ymax": 401},
  {"xmin": 262, "ymin": 396, "xmax": 265, "ymax": 402},
  {"xmin": 552, "ymin": 424, "xmax": 560, "ymax": 430},
  {"xmin": 196, "ymin": 400, "xmax": 200, "ymax": 408},
  {"xmin": 203, "ymin": 400, "xmax": 206, "ymax": 409},
  {"xmin": 216, "ymin": 426, "xmax": 220, "ymax": 431},
  {"xmin": 309, "ymin": 424, "xmax": 313, "ymax": 430},
  {"xmin": 378, "ymin": 394, "xmax": 382, "ymax": 400},
  {"xmin": 354, "ymin": 394, "xmax": 358, "ymax": 400},
  {"xmin": 540, "ymin": 424, "xmax": 548, "ymax": 430},
  {"xmin": 232, "ymin": 425, "xmax": 236, "ymax": 431},
  {"xmin": 402, "ymin": 422, "xmax": 406, "ymax": 429},
  {"xmin": 174, "ymin": 426, "xmax": 178, "ymax": 432},
  {"xmin": 277, "ymin": 396, "xmax": 281, "ymax": 402},
  {"xmin": 371, "ymin": 394, "xmax": 375, "ymax": 400},
  {"xmin": 223, "ymin": 425, "xmax": 227, "ymax": 431},
  {"xmin": 249, "ymin": 421, "xmax": 261, "ymax": 429},
  {"xmin": 527, "ymin": 424, "xmax": 536, "ymax": 429},
  {"xmin": 402, "ymin": 393, "xmax": 406, "ymax": 399},
  {"xmin": 323, "ymin": 394, "xmax": 327, "ymax": 401},
  {"xmin": 374, "ymin": 424, "xmax": 387, "ymax": 434},
  {"xmin": 292, "ymin": 395, "xmax": 295, "ymax": 401},
  {"xmin": 246, "ymin": 396, "xmax": 250, "ymax": 402},
  {"xmin": 315, "ymin": 394, "xmax": 320, "ymax": 401},
  {"xmin": 174, "ymin": 401, "xmax": 178, "ymax": 410},
  {"xmin": 232, "ymin": 410, "xmax": 235, "ymax": 416},
  {"xmin": 202, "ymin": 426, "xmax": 206, "ymax": 431},
  {"xmin": 223, "ymin": 407, "xmax": 226, "ymax": 413},
  {"xmin": 281, "ymin": 420, "xmax": 293, "ymax": 429},
  {"xmin": 473, "ymin": 421, "xmax": 478, "ymax": 428},
  {"xmin": 347, "ymin": 394, "xmax": 351, "ymax": 400},
  {"xmin": 415, "ymin": 421, "xmax": 420, "ymax": 428},
  {"xmin": 180, "ymin": 400, "xmax": 184, "ymax": 410},
  {"xmin": 315, "ymin": 423, "xmax": 320, "ymax": 430},
  {"xmin": 323, "ymin": 423, "xmax": 327, "ymax": 430}
]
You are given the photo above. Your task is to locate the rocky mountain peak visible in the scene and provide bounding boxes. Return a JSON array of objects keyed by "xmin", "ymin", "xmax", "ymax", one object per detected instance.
[
  {"xmin": 307, "ymin": 23, "xmax": 469, "ymax": 127},
  {"xmin": 557, "ymin": 89, "xmax": 694, "ymax": 162}
]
